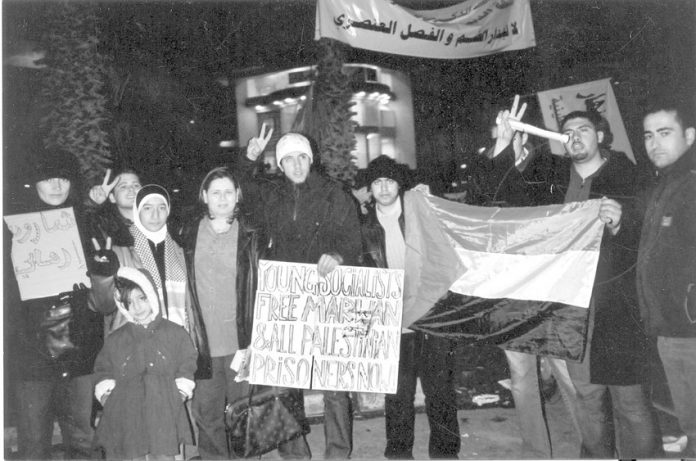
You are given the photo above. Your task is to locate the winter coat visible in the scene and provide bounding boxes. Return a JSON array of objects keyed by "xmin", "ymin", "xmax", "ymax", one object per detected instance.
[
  {"xmin": 240, "ymin": 159, "xmax": 362, "ymax": 267},
  {"xmin": 4, "ymin": 198, "xmax": 103, "ymax": 381},
  {"xmin": 482, "ymin": 147, "xmax": 650, "ymax": 385},
  {"xmin": 93, "ymin": 309, "xmax": 197, "ymax": 458},
  {"xmin": 175, "ymin": 210, "xmax": 268, "ymax": 356},
  {"xmin": 637, "ymin": 147, "xmax": 696, "ymax": 337}
]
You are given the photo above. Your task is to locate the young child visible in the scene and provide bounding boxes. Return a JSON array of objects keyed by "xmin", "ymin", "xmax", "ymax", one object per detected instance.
[{"xmin": 93, "ymin": 267, "xmax": 197, "ymax": 460}]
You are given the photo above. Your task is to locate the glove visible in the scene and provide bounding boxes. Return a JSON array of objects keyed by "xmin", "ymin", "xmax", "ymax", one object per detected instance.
[
  {"xmin": 175, "ymin": 377, "xmax": 195, "ymax": 401},
  {"xmin": 95, "ymin": 379, "xmax": 116, "ymax": 405},
  {"xmin": 89, "ymin": 248, "xmax": 119, "ymax": 277}
]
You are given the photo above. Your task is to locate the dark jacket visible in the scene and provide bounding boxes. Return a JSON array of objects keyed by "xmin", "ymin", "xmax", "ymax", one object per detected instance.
[
  {"xmin": 241, "ymin": 159, "xmax": 362, "ymax": 267},
  {"xmin": 84, "ymin": 202, "xmax": 134, "ymax": 248},
  {"xmin": 484, "ymin": 147, "xmax": 649, "ymax": 385},
  {"xmin": 359, "ymin": 196, "xmax": 405, "ymax": 269},
  {"xmin": 475, "ymin": 145, "xmax": 563, "ymax": 207},
  {"xmin": 637, "ymin": 147, "xmax": 696, "ymax": 337},
  {"xmin": 176, "ymin": 210, "xmax": 267, "ymax": 366},
  {"xmin": 94, "ymin": 315, "xmax": 197, "ymax": 458},
  {"xmin": 4, "ymin": 197, "xmax": 103, "ymax": 380}
]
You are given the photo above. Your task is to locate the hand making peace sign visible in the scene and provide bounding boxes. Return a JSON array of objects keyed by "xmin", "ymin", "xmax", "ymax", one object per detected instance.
[
  {"xmin": 90, "ymin": 236, "xmax": 119, "ymax": 276},
  {"xmin": 88, "ymin": 169, "xmax": 121, "ymax": 205},
  {"xmin": 245, "ymin": 122, "xmax": 274, "ymax": 161},
  {"xmin": 492, "ymin": 94, "xmax": 528, "ymax": 158}
]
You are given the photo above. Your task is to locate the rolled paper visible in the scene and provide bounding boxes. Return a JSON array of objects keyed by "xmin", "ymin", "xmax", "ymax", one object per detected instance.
[{"xmin": 496, "ymin": 117, "xmax": 570, "ymax": 144}]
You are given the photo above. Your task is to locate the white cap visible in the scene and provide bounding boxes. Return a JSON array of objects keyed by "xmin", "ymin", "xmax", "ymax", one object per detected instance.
[{"xmin": 275, "ymin": 133, "xmax": 313, "ymax": 166}]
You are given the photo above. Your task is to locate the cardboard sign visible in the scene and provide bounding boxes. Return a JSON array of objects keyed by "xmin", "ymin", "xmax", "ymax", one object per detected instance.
[
  {"xmin": 249, "ymin": 260, "xmax": 404, "ymax": 394},
  {"xmin": 4, "ymin": 207, "xmax": 90, "ymax": 300}
]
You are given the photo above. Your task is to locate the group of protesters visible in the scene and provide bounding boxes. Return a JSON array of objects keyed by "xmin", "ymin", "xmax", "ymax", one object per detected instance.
[{"xmin": 4, "ymin": 93, "xmax": 694, "ymax": 460}]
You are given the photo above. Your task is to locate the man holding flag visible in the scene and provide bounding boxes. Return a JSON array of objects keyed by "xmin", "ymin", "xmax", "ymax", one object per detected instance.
[
  {"xmin": 360, "ymin": 155, "xmax": 461, "ymax": 460},
  {"xmin": 486, "ymin": 104, "xmax": 662, "ymax": 458}
]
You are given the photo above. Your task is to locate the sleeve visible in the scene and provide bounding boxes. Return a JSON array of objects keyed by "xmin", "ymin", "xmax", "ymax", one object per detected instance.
[
  {"xmin": 327, "ymin": 187, "xmax": 363, "ymax": 266},
  {"xmin": 87, "ymin": 272, "xmax": 118, "ymax": 315},
  {"xmin": 93, "ymin": 338, "xmax": 115, "ymax": 380},
  {"xmin": 681, "ymin": 177, "xmax": 696, "ymax": 318},
  {"xmin": 176, "ymin": 330, "xmax": 199, "ymax": 381}
]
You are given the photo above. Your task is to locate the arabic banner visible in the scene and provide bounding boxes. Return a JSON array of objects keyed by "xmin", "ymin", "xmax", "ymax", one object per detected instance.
[
  {"xmin": 537, "ymin": 78, "xmax": 635, "ymax": 163},
  {"xmin": 249, "ymin": 260, "xmax": 404, "ymax": 393},
  {"xmin": 315, "ymin": 0, "xmax": 536, "ymax": 59},
  {"xmin": 4, "ymin": 207, "xmax": 90, "ymax": 300}
]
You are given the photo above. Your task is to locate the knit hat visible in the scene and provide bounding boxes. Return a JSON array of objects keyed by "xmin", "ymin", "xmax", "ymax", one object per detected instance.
[
  {"xmin": 114, "ymin": 267, "xmax": 160, "ymax": 326},
  {"xmin": 31, "ymin": 148, "xmax": 78, "ymax": 184},
  {"xmin": 365, "ymin": 155, "xmax": 407, "ymax": 187},
  {"xmin": 275, "ymin": 133, "xmax": 313, "ymax": 167},
  {"xmin": 133, "ymin": 184, "xmax": 170, "ymax": 243}
]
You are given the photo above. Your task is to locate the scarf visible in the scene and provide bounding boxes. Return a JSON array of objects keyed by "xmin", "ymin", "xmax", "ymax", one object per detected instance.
[{"xmin": 130, "ymin": 224, "xmax": 188, "ymax": 330}]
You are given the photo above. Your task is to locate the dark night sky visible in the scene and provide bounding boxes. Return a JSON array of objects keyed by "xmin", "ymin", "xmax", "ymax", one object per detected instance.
[{"xmin": 3, "ymin": 0, "xmax": 695, "ymax": 198}]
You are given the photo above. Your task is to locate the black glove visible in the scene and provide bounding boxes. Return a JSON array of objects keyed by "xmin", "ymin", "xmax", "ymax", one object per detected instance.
[{"xmin": 88, "ymin": 248, "xmax": 119, "ymax": 277}]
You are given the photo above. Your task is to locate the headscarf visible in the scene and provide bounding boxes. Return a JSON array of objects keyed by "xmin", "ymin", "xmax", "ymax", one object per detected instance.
[
  {"xmin": 114, "ymin": 267, "xmax": 160, "ymax": 327},
  {"xmin": 132, "ymin": 184, "xmax": 170, "ymax": 244}
]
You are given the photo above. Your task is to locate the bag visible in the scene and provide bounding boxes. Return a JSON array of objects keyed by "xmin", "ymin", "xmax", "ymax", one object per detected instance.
[
  {"xmin": 40, "ymin": 292, "xmax": 75, "ymax": 359},
  {"xmin": 225, "ymin": 385, "xmax": 308, "ymax": 458}
]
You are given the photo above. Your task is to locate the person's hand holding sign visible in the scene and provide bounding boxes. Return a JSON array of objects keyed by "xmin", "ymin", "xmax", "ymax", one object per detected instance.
[
  {"xmin": 317, "ymin": 253, "xmax": 342, "ymax": 278},
  {"xmin": 88, "ymin": 169, "xmax": 120, "ymax": 205},
  {"xmin": 246, "ymin": 123, "xmax": 274, "ymax": 162}
]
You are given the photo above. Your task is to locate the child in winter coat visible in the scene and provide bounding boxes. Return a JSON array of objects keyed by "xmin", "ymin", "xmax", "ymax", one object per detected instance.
[{"xmin": 93, "ymin": 267, "xmax": 197, "ymax": 460}]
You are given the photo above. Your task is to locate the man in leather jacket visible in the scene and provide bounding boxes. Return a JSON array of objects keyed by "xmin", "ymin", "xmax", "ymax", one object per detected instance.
[{"xmin": 360, "ymin": 155, "xmax": 461, "ymax": 459}]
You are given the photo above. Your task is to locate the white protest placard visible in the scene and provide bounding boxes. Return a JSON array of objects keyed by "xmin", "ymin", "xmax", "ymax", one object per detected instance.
[
  {"xmin": 316, "ymin": 0, "xmax": 536, "ymax": 60},
  {"xmin": 4, "ymin": 207, "xmax": 90, "ymax": 300},
  {"xmin": 537, "ymin": 78, "xmax": 635, "ymax": 163},
  {"xmin": 249, "ymin": 260, "xmax": 404, "ymax": 394}
]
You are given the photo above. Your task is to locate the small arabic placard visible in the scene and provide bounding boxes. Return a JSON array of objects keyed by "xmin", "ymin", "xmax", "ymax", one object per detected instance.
[
  {"xmin": 537, "ymin": 78, "xmax": 635, "ymax": 163},
  {"xmin": 249, "ymin": 260, "xmax": 404, "ymax": 394},
  {"xmin": 4, "ymin": 207, "xmax": 90, "ymax": 300}
]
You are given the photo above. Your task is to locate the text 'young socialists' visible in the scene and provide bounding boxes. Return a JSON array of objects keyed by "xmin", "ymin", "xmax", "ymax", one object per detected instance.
[{"xmin": 248, "ymin": 260, "xmax": 404, "ymax": 393}]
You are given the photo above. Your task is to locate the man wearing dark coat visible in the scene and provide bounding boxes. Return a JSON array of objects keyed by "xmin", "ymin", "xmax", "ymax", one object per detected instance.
[
  {"xmin": 242, "ymin": 127, "xmax": 362, "ymax": 459},
  {"xmin": 488, "ymin": 106, "xmax": 661, "ymax": 458},
  {"xmin": 638, "ymin": 99, "xmax": 696, "ymax": 457},
  {"xmin": 360, "ymin": 155, "xmax": 461, "ymax": 459}
]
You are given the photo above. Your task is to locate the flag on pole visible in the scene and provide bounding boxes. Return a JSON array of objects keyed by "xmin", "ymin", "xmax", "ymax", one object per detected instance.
[{"xmin": 402, "ymin": 186, "xmax": 605, "ymax": 360}]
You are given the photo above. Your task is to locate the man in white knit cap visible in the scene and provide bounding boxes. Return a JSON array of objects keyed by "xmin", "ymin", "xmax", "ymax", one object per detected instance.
[{"xmin": 243, "ymin": 128, "xmax": 362, "ymax": 459}]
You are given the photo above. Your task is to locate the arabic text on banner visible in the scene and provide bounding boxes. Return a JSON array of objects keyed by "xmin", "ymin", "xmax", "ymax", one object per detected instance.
[
  {"xmin": 4, "ymin": 207, "xmax": 90, "ymax": 300},
  {"xmin": 315, "ymin": 0, "xmax": 536, "ymax": 60},
  {"xmin": 249, "ymin": 260, "xmax": 404, "ymax": 393},
  {"xmin": 537, "ymin": 78, "xmax": 635, "ymax": 163}
]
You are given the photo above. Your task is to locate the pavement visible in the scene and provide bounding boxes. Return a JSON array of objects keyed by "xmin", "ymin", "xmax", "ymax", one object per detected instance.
[
  {"xmin": 3, "ymin": 386, "xmax": 578, "ymax": 460},
  {"xmin": 282, "ymin": 390, "xmax": 580, "ymax": 460}
]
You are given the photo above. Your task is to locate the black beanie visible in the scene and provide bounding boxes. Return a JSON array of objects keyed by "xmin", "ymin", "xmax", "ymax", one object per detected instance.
[
  {"xmin": 365, "ymin": 155, "xmax": 406, "ymax": 187},
  {"xmin": 31, "ymin": 149, "xmax": 78, "ymax": 184}
]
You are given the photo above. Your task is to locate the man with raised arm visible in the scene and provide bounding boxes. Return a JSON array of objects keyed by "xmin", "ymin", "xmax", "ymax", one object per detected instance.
[{"xmin": 242, "ymin": 126, "xmax": 362, "ymax": 459}]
